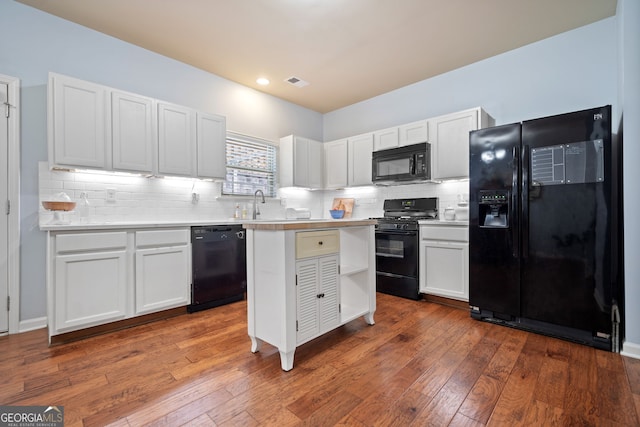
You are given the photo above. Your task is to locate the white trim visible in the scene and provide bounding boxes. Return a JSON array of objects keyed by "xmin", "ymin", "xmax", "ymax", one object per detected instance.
[
  {"xmin": 19, "ymin": 317, "xmax": 47, "ymax": 333},
  {"xmin": 621, "ymin": 340, "xmax": 640, "ymax": 360},
  {"xmin": 0, "ymin": 73, "xmax": 21, "ymax": 334}
]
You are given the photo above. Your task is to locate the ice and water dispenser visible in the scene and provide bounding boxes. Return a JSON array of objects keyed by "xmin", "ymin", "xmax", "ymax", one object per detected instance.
[{"xmin": 478, "ymin": 190, "xmax": 509, "ymax": 228}]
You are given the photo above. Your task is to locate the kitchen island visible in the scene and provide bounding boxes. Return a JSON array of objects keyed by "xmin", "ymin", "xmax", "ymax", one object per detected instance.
[{"xmin": 242, "ymin": 219, "xmax": 377, "ymax": 371}]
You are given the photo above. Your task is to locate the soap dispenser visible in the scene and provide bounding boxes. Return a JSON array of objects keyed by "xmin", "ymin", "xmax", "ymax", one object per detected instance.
[{"xmin": 78, "ymin": 192, "xmax": 90, "ymax": 223}]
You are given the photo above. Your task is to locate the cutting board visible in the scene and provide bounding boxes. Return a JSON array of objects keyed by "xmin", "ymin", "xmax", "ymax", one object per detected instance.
[{"xmin": 331, "ymin": 198, "xmax": 354, "ymax": 218}]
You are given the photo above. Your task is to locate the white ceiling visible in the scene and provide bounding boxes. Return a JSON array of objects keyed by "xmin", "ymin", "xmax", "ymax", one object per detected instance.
[{"xmin": 17, "ymin": 0, "xmax": 617, "ymax": 113}]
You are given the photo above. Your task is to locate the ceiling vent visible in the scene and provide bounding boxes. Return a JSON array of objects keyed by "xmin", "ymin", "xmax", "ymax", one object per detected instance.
[{"xmin": 285, "ymin": 76, "xmax": 309, "ymax": 88}]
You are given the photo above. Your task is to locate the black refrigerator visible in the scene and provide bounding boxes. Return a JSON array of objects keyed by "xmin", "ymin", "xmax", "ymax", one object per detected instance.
[{"xmin": 469, "ymin": 105, "xmax": 622, "ymax": 351}]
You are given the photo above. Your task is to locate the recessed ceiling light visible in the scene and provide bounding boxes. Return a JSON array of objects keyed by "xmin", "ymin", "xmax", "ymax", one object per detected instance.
[{"xmin": 256, "ymin": 77, "xmax": 270, "ymax": 86}]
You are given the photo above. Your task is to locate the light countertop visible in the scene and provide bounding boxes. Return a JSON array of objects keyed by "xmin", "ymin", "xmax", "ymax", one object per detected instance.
[
  {"xmin": 242, "ymin": 218, "xmax": 377, "ymax": 230},
  {"xmin": 40, "ymin": 218, "xmax": 378, "ymax": 232},
  {"xmin": 418, "ymin": 219, "xmax": 469, "ymax": 226}
]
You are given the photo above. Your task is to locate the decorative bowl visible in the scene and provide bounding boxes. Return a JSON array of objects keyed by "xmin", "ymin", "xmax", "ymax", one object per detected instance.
[
  {"xmin": 42, "ymin": 201, "xmax": 76, "ymax": 211},
  {"xmin": 329, "ymin": 209, "xmax": 345, "ymax": 219}
]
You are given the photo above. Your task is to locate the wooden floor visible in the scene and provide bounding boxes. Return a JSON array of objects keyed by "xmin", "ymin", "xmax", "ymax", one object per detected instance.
[{"xmin": 2, "ymin": 293, "xmax": 640, "ymax": 426}]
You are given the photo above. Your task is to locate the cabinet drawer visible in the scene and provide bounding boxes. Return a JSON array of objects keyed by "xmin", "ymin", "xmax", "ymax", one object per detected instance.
[
  {"xmin": 420, "ymin": 226, "xmax": 468, "ymax": 242},
  {"xmin": 296, "ymin": 230, "xmax": 340, "ymax": 259},
  {"xmin": 136, "ymin": 228, "xmax": 190, "ymax": 248},
  {"xmin": 56, "ymin": 231, "xmax": 128, "ymax": 254}
]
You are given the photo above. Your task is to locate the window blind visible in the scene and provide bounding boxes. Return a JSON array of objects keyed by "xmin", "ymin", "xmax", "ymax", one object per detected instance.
[{"xmin": 223, "ymin": 134, "xmax": 277, "ymax": 197}]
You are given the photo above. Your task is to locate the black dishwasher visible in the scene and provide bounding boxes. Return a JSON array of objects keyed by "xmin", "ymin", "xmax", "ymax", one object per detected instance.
[{"xmin": 188, "ymin": 225, "xmax": 247, "ymax": 313}]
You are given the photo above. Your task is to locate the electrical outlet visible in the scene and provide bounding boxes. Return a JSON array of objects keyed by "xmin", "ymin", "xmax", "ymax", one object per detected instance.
[
  {"xmin": 192, "ymin": 192, "xmax": 200, "ymax": 204},
  {"xmin": 106, "ymin": 188, "xmax": 116, "ymax": 202}
]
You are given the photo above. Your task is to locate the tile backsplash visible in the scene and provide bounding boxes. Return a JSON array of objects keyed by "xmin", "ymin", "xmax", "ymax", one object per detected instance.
[
  {"xmin": 38, "ymin": 161, "xmax": 469, "ymax": 225},
  {"xmin": 37, "ymin": 162, "xmax": 322, "ymax": 225}
]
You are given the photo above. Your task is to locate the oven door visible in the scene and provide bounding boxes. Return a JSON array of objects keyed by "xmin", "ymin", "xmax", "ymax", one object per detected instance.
[{"xmin": 375, "ymin": 230, "xmax": 418, "ymax": 277}]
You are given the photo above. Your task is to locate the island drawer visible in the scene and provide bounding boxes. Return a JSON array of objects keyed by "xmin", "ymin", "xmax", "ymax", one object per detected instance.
[{"xmin": 296, "ymin": 229, "xmax": 340, "ymax": 259}]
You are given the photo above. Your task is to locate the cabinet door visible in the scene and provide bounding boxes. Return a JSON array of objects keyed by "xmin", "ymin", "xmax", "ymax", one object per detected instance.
[
  {"xmin": 280, "ymin": 135, "xmax": 324, "ymax": 189},
  {"xmin": 374, "ymin": 127, "xmax": 399, "ymax": 151},
  {"xmin": 293, "ymin": 136, "xmax": 310, "ymax": 187},
  {"xmin": 318, "ymin": 255, "xmax": 340, "ymax": 333},
  {"xmin": 54, "ymin": 250, "xmax": 127, "ymax": 332},
  {"xmin": 197, "ymin": 112, "xmax": 227, "ymax": 179},
  {"xmin": 135, "ymin": 244, "xmax": 190, "ymax": 315},
  {"xmin": 158, "ymin": 102, "xmax": 196, "ymax": 176},
  {"xmin": 296, "ymin": 255, "xmax": 340, "ymax": 344},
  {"xmin": 419, "ymin": 240, "xmax": 469, "ymax": 301},
  {"xmin": 112, "ymin": 91, "xmax": 155, "ymax": 173},
  {"xmin": 51, "ymin": 73, "xmax": 107, "ymax": 169},
  {"xmin": 296, "ymin": 258, "xmax": 320, "ymax": 343},
  {"xmin": 399, "ymin": 120, "xmax": 429, "ymax": 146},
  {"xmin": 308, "ymin": 139, "xmax": 324, "ymax": 189},
  {"xmin": 430, "ymin": 109, "xmax": 478, "ymax": 180},
  {"xmin": 348, "ymin": 133, "xmax": 373, "ymax": 186},
  {"xmin": 324, "ymin": 139, "xmax": 348, "ymax": 189}
]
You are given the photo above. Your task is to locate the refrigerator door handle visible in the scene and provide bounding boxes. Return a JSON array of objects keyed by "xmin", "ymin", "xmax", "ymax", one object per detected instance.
[
  {"xmin": 512, "ymin": 146, "xmax": 519, "ymax": 258},
  {"xmin": 522, "ymin": 144, "xmax": 529, "ymax": 259}
]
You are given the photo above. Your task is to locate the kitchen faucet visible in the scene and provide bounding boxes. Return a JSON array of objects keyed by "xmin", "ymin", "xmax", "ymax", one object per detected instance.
[{"xmin": 253, "ymin": 189, "xmax": 265, "ymax": 219}]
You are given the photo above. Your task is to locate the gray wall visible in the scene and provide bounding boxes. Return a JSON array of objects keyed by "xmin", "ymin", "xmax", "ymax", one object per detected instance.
[
  {"xmin": 0, "ymin": 0, "xmax": 323, "ymax": 322},
  {"xmin": 618, "ymin": 0, "xmax": 640, "ymax": 355},
  {"xmin": 323, "ymin": 17, "xmax": 617, "ymax": 139}
]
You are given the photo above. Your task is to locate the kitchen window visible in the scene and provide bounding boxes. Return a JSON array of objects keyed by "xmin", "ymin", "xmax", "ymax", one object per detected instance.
[{"xmin": 223, "ymin": 133, "xmax": 278, "ymax": 197}]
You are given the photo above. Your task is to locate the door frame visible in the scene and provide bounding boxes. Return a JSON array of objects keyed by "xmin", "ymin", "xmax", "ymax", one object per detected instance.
[{"xmin": 1, "ymin": 73, "xmax": 20, "ymax": 334}]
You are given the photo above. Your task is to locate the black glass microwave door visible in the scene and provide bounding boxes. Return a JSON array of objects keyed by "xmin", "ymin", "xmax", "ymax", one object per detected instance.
[{"xmin": 377, "ymin": 157, "xmax": 411, "ymax": 179}]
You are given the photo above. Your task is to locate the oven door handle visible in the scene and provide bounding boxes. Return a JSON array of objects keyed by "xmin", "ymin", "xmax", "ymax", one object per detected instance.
[
  {"xmin": 375, "ymin": 230, "xmax": 417, "ymax": 236},
  {"xmin": 375, "ymin": 252, "xmax": 405, "ymax": 258},
  {"xmin": 376, "ymin": 271, "xmax": 409, "ymax": 279}
]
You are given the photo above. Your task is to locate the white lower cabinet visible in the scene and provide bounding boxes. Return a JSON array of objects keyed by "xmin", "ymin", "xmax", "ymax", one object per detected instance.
[
  {"xmin": 48, "ymin": 227, "xmax": 191, "ymax": 341},
  {"xmin": 53, "ymin": 232, "xmax": 128, "ymax": 333},
  {"xmin": 419, "ymin": 224, "xmax": 469, "ymax": 301},
  {"xmin": 296, "ymin": 255, "xmax": 340, "ymax": 344},
  {"xmin": 134, "ymin": 229, "xmax": 191, "ymax": 315}
]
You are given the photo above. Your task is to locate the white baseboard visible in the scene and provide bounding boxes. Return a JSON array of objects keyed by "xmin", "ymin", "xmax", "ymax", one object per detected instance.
[
  {"xmin": 18, "ymin": 317, "xmax": 47, "ymax": 333},
  {"xmin": 620, "ymin": 340, "xmax": 640, "ymax": 359}
]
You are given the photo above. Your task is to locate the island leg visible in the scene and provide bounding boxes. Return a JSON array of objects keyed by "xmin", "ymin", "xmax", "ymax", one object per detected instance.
[
  {"xmin": 364, "ymin": 311, "xmax": 375, "ymax": 325},
  {"xmin": 250, "ymin": 336, "xmax": 263, "ymax": 353},
  {"xmin": 279, "ymin": 349, "xmax": 295, "ymax": 371}
]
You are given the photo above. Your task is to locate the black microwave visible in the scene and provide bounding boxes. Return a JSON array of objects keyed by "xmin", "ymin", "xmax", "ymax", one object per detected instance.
[{"xmin": 372, "ymin": 142, "xmax": 431, "ymax": 184}]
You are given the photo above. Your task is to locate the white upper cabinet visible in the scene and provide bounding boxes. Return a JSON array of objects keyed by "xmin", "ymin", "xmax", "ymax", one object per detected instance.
[
  {"xmin": 348, "ymin": 133, "xmax": 374, "ymax": 186},
  {"xmin": 157, "ymin": 102, "xmax": 196, "ymax": 177},
  {"xmin": 196, "ymin": 112, "xmax": 227, "ymax": 180},
  {"xmin": 280, "ymin": 135, "xmax": 324, "ymax": 189},
  {"xmin": 324, "ymin": 139, "xmax": 348, "ymax": 189},
  {"xmin": 49, "ymin": 73, "xmax": 107, "ymax": 169},
  {"xmin": 111, "ymin": 91, "xmax": 155, "ymax": 174},
  {"xmin": 373, "ymin": 127, "xmax": 399, "ymax": 151},
  {"xmin": 323, "ymin": 134, "xmax": 373, "ymax": 188},
  {"xmin": 429, "ymin": 108, "xmax": 493, "ymax": 180},
  {"xmin": 48, "ymin": 73, "xmax": 226, "ymax": 178},
  {"xmin": 399, "ymin": 119, "xmax": 429, "ymax": 146}
]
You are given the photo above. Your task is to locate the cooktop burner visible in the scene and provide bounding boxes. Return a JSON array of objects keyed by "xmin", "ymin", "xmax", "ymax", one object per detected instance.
[{"xmin": 377, "ymin": 197, "xmax": 439, "ymax": 221}]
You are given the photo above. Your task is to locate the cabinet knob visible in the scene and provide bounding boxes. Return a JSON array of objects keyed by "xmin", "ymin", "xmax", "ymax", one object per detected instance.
[{"xmin": 318, "ymin": 241, "xmax": 323, "ymax": 245}]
